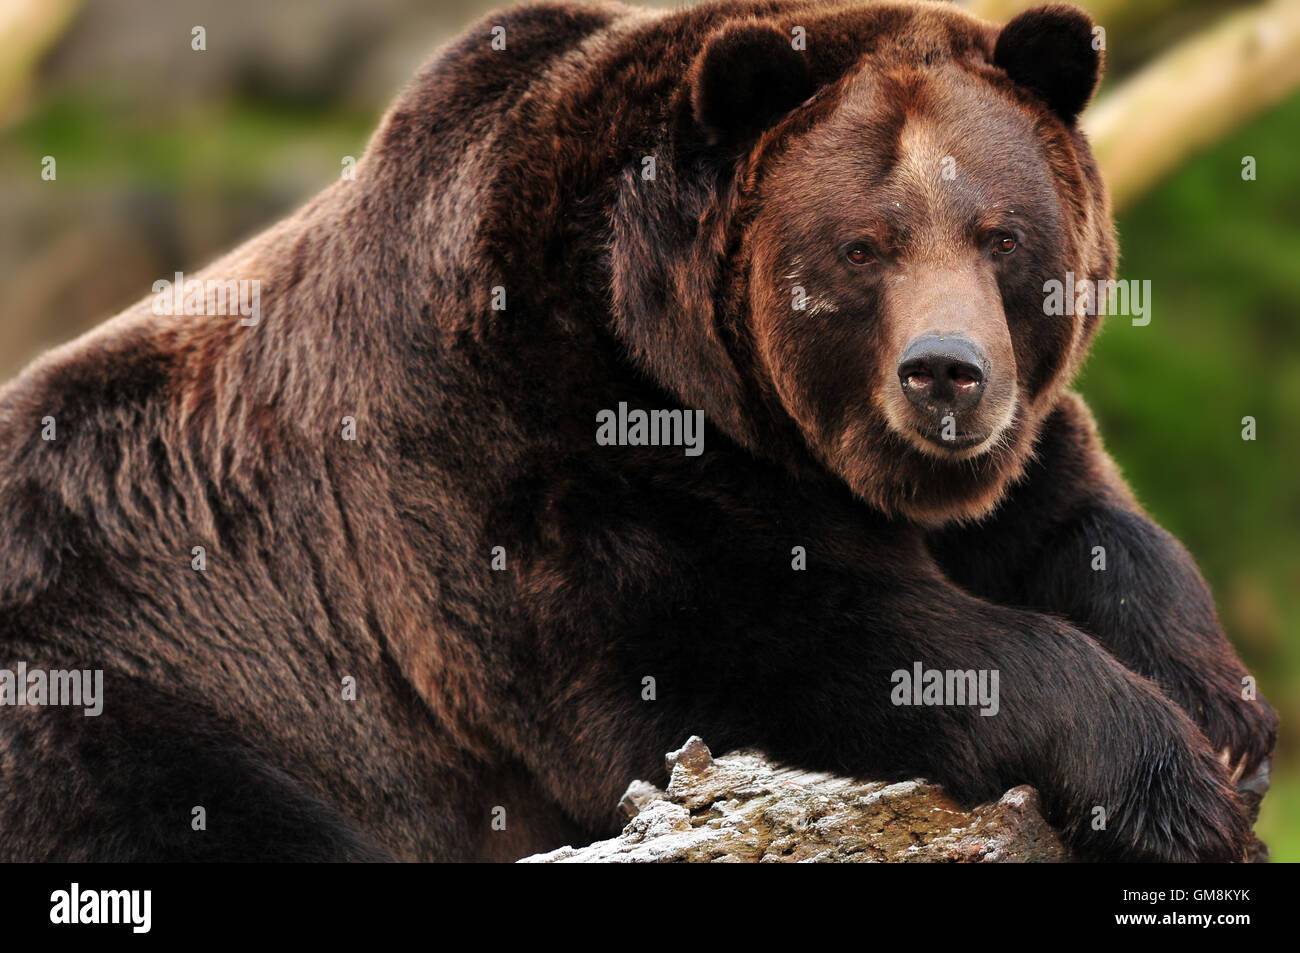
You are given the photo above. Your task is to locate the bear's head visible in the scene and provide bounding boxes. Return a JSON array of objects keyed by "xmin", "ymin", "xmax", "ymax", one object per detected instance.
[{"xmin": 615, "ymin": 2, "xmax": 1116, "ymax": 525}]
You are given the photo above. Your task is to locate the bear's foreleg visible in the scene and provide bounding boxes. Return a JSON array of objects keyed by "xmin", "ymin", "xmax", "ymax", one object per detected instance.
[
  {"xmin": 926, "ymin": 393, "xmax": 1277, "ymax": 824},
  {"xmin": 712, "ymin": 566, "xmax": 1252, "ymax": 861}
]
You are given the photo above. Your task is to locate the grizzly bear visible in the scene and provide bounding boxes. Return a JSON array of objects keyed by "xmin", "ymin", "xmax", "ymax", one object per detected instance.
[{"xmin": 0, "ymin": 0, "xmax": 1277, "ymax": 862}]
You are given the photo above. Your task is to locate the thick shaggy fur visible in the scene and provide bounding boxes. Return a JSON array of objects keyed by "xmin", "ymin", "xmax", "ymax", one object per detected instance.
[{"xmin": 0, "ymin": 0, "xmax": 1276, "ymax": 861}]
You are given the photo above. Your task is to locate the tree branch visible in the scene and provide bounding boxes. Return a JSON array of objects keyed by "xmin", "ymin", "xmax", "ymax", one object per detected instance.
[{"xmin": 1082, "ymin": 0, "xmax": 1300, "ymax": 210}]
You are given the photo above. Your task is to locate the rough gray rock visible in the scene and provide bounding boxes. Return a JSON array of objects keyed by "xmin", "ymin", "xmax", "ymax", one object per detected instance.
[{"xmin": 522, "ymin": 736, "xmax": 1068, "ymax": 863}]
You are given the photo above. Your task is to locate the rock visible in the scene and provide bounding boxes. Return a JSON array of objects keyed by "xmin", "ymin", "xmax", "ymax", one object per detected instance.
[
  {"xmin": 617, "ymin": 780, "xmax": 664, "ymax": 820},
  {"xmin": 521, "ymin": 737, "xmax": 1068, "ymax": 863}
]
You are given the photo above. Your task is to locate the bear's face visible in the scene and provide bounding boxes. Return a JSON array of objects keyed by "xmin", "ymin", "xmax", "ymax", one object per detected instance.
[
  {"xmin": 749, "ymin": 61, "xmax": 1083, "ymax": 522},
  {"xmin": 678, "ymin": 4, "xmax": 1112, "ymax": 524}
]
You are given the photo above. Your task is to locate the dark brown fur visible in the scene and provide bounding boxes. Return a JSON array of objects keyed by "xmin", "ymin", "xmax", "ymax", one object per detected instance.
[{"xmin": 0, "ymin": 0, "xmax": 1275, "ymax": 861}]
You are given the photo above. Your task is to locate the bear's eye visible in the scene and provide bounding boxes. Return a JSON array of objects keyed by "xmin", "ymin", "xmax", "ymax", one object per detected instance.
[
  {"xmin": 995, "ymin": 235, "xmax": 1018, "ymax": 255},
  {"xmin": 844, "ymin": 242, "xmax": 876, "ymax": 266}
]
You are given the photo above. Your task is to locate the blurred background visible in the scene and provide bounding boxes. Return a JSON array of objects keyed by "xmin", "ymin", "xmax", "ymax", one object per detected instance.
[{"xmin": 1, "ymin": 0, "xmax": 1297, "ymax": 858}]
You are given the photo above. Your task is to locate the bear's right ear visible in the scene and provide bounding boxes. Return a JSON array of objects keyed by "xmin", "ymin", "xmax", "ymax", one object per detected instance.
[{"xmin": 688, "ymin": 21, "xmax": 814, "ymax": 148}]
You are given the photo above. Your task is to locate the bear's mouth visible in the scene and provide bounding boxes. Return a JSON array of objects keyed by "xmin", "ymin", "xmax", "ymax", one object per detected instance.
[{"xmin": 910, "ymin": 425, "xmax": 990, "ymax": 452}]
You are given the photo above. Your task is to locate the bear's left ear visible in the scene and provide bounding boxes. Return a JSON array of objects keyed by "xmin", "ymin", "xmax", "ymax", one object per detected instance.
[
  {"xmin": 689, "ymin": 21, "xmax": 815, "ymax": 148},
  {"xmin": 994, "ymin": 4, "xmax": 1101, "ymax": 124}
]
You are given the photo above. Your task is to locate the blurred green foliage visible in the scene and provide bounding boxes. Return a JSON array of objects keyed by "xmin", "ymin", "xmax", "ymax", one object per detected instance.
[{"xmin": 9, "ymin": 95, "xmax": 373, "ymax": 190}]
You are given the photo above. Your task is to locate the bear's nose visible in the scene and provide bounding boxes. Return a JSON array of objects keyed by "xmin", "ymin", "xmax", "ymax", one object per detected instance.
[{"xmin": 897, "ymin": 334, "xmax": 989, "ymax": 415}]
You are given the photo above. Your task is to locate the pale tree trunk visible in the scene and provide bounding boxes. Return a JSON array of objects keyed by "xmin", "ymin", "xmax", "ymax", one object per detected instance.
[
  {"xmin": 1084, "ymin": 0, "xmax": 1300, "ymax": 210},
  {"xmin": 0, "ymin": 0, "xmax": 81, "ymax": 120}
]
